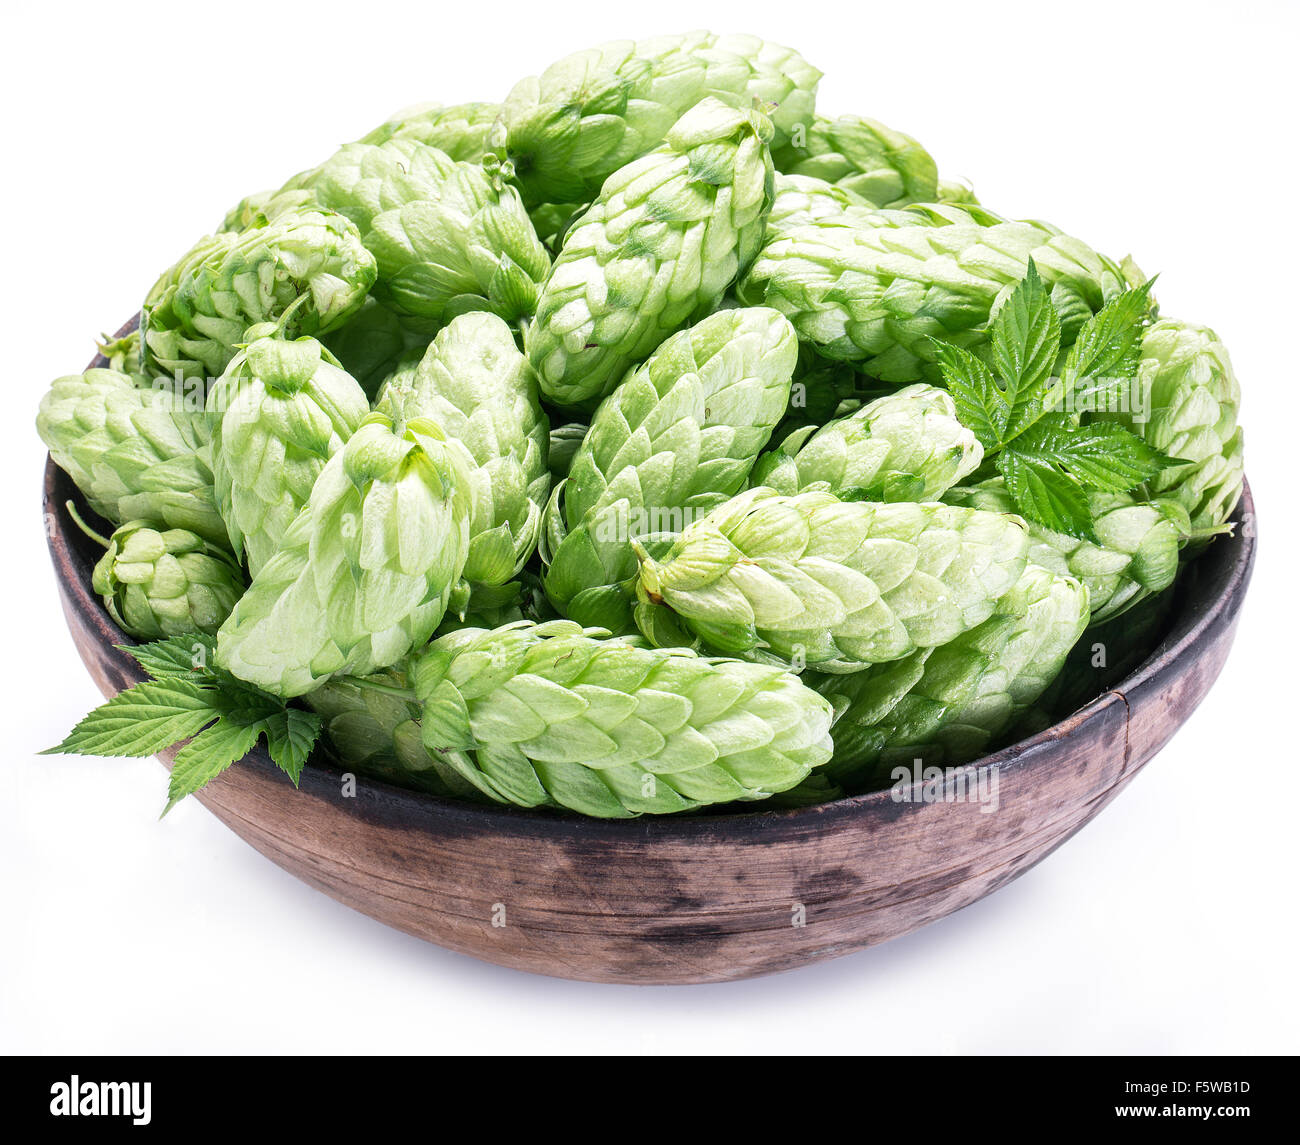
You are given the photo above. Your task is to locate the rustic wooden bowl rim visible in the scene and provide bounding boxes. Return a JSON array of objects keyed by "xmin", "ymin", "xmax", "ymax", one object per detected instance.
[{"xmin": 45, "ymin": 317, "xmax": 1258, "ymax": 839}]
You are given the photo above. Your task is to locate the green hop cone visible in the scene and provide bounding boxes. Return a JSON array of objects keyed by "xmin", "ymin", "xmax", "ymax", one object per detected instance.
[
  {"xmin": 219, "ymin": 187, "xmax": 319, "ymax": 234},
  {"xmin": 97, "ymin": 329, "xmax": 145, "ymax": 379},
  {"xmin": 937, "ymin": 178, "xmax": 980, "ymax": 206},
  {"xmin": 526, "ymin": 98, "xmax": 776, "ymax": 407},
  {"xmin": 207, "ymin": 328, "xmax": 370, "ymax": 575},
  {"xmin": 634, "ymin": 486, "xmax": 1030, "ymax": 672},
  {"xmin": 410, "ymin": 619, "xmax": 834, "ymax": 818},
  {"xmin": 376, "ymin": 312, "xmax": 550, "ymax": 586},
  {"xmin": 501, "ymin": 31, "xmax": 819, "ymax": 207},
  {"xmin": 216, "ymin": 413, "xmax": 473, "ymax": 698},
  {"xmin": 542, "ymin": 307, "xmax": 797, "ymax": 629},
  {"xmin": 298, "ymin": 139, "xmax": 473, "ymax": 235},
  {"xmin": 750, "ymin": 382, "xmax": 983, "ymax": 500},
  {"xmin": 37, "ymin": 366, "xmax": 225, "ymax": 543},
  {"xmin": 819, "ymin": 561, "xmax": 1089, "ymax": 789},
  {"xmin": 772, "ymin": 114, "xmax": 940, "ymax": 208},
  {"xmin": 226, "ymin": 139, "xmax": 552, "ymax": 328},
  {"xmin": 361, "ymin": 148, "xmax": 551, "ymax": 326},
  {"xmin": 92, "ymin": 521, "xmax": 245, "ymax": 640},
  {"xmin": 739, "ymin": 202, "xmax": 1128, "ymax": 383},
  {"xmin": 143, "ymin": 208, "xmax": 377, "ymax": 380},
  {"xmin": 1092, "ymin": 317, "xmax": 1244, "ymax": 533},
  {"xmin": 356, "ymin": 101, "xmax": 503, "ymax": 162},
  {"xmin": 1021, "ymin": 589, "xmax": 1177, "ymax": 732},
  {"xmin": 765, "ymin": 173, "xmax": 876, "ymax": 242},
  {"xmin": 945, "ymin": 478, "xmax": 1189, "ymax": 623},
  {"xmin": 305, "ymin": 664, "xmax": 485, "ymax": 798},
  {"xmin": 306, "ymin": 667, "xmax": 422, "ymax": 780}
]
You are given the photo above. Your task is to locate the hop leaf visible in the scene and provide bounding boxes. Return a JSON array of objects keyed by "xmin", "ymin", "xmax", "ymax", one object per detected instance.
[
  {"xmin": 44, "ymin": 635, "xmax": 323, "ymax": 813},
  {"xmin": 931, "ymin": 265, "xmax": 1174, "ymax": 541}
]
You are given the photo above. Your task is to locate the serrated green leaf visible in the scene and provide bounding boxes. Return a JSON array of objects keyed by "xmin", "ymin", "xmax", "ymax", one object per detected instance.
[
  {"xmin": 998, "ymin": 451, "xmax": 1097, "ymax": 542},
  {"xmin": 1061, "ymin": 278, "xmax": 1156, "ymax": 390},
  {"xmin": 932, "ymin": 340, "xmax": 1003, "ymax": 447},
  {"xmin": 208, "ymin": 685, "xmax": 285, "ymax": 726},
  {"xmin": 264, "ymin": 708, "xmax": 321, "ymax": 786},
  {"xmin": 44, "ymin": 680, "xmax": 217, "ymax": 758},
  {"xmin": 990, "ymin": 260, "xmax": 1061, "ymax": 429},
  {"xmin": 1063, "ymin": 372, "xmax": 1132, "ymax": 416},
  {"xmin": 1013, "ymin": 417, "xmax": 1173, "ymax": 494},
  {"xmin": 164, "ymin": 717, "xmax": 266, "ymax": 814},
  {"xmin": 49, "ymin": 636, "xmax": 323, "ymax": 809},
  {"xmin": 123, "ymin": 635, "xmax": 217, "ymax": 680}
]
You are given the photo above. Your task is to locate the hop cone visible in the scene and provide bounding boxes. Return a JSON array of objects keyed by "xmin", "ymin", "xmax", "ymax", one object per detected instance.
[
  {"xmin": 750, "ymin": 383, "xmax": 982, "ymax": 500},
  {"xmin": 143, "ymin": 208, "xmax": 376, "ymax": 380},
  {"xmin": 216, "ymin": 413, "xmax": 473, "ymax": 697},
  {"xmin": 739, "ymin": 202, "xmax": 1128, "ymax": 383},
  {"xmin": 357, "ymin": 101, "xmax": 502, "ymax": 161},
  {"xmin": 772, "ymin": 114, "xmax": 939, "ymax": 208},
  {"xmin": 361, "ymin": 149, "xmax": 551, "ymax": 325},
  {"xmin": 542, "ymin": 308, "xmax": 797, "ymax": 628},
  {"xmin": 501, "ymin": 31, "xmax": 820, "ymax": 207},
  {"xmin": 219, "ymin": 187, "xmax": 318, "ymax": 234},
  {"xmin": 634, "ymin": 487, "xmax": 1030, "ymax": 672},
  {"xmin": 945, "ymin": 478, "xmax": 1189, "ymax": 623},
  {"xmin": 298, "ymin": 139, "xmax": 471, "ymax": 235},
  {"xmin": 938, "ymin": 179, "xmax": 980, "ymax": 206},
  {"xmin": 207, "ymin": 329, "xmax": 369, "ymax": 575},
  {"xmin": 305, "ymin": 665, "xmax": 486, "ymax": 797},
  {"xmin": 307, "ymin": 668, "xmax": 420, "ymax": 779},
  {"xmin": 1093, "ymin": 317, "xmax": 1244, "ymax": 532},
  {"xmin": 98, "ymin": 329, "xmax": 145, "ymax": 379},
  {"xmin": 37, "ymin": 367, "xmax": 225, "ymax": 543},
  {"xmin": 410, "ymin": 619, "xmax": 834, "ymax": 817},
  {"xmin": 526, "ymin": 98, "xmax": 776, "ymax": 406},
  {"xmin": 765, "ymin": 173, "xmax": 876, "ymax": 241},
  {"xmin": 377, "ymin": 312, "xmax": 550, "ymax": 586},
  {"xmin": 819, "ymin": 561, "xmax": 1089, "ymax": 788},
  {"xmin": 92, "ymin": 521, "xmax": 245, "ymax": 640}
]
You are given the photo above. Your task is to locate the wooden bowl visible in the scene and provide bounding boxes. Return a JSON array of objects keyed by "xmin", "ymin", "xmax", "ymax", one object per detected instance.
[{"xmin": 43, "ymin": 328, "xmax": 1256, "ymax": 984}]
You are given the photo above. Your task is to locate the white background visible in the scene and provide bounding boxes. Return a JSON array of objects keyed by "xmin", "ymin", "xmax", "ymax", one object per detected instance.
[{"xmin": 2, "ymin": 0, "xmax": 1297, "ymax": 1054}]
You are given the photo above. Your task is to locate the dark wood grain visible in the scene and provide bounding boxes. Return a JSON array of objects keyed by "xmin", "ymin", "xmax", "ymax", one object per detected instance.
[{"xmin": 41, "ymin": 321, "xmax": 1257, "ymax": 983}]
